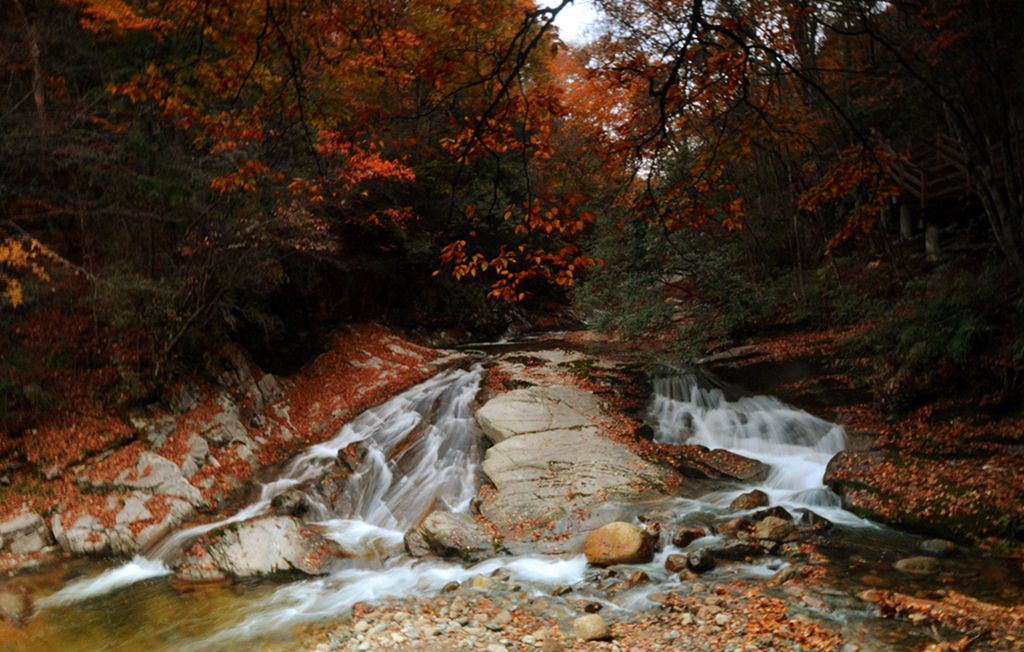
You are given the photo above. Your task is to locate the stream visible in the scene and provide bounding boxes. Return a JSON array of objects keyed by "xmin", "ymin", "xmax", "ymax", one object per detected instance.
[{"xmin": 3, "ymin": 347, "xmax": 1022, "ymax": 651}]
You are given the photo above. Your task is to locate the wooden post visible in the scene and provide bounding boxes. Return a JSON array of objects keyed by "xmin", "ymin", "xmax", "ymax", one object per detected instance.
[
  {"xmin": 899, "ymin": 204, "xmax": 914, "ymax": 240},
  {"xmin": 925, "ymin": 222, "xmax": 940, "ymax": 261}
]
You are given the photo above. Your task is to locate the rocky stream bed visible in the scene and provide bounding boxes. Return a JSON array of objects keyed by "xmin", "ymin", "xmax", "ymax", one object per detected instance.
[{"xmin": 1, "ymin": 331, "xmax": 1022, "ymax": 651}]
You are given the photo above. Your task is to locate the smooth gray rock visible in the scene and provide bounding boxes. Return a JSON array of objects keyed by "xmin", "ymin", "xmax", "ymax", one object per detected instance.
[
  {"xmin": 0, "ymin": 589, "xmax": 31, "ymax": 624},
  {"xmin": 687, "ymin": 547, "xmax": 716, "ymax": 572},
  {"xmin": 480, "ymin": 428, "xmax": 683, "ymax": 553},
  {"xmin": 0, "ymin": 510, "xmax": 52, "ymax": 554},
  {"xmin": 475, "ymin": 386, "xmax": 603, "ymax": 443},
  {"xmin": 133, "ymin": 415, "xmax": 178, "ymax": 449},
  {"xmin": 412, "ymin": 511, "xmax": 495, "ymax": 561},
  {"xmin": 116, "ymin": 452, "xmax": 203, "ymax": 505},
  {"xmin": 181, "ymin": 433, "xmax": 210, "ymax": 478},
  {"xmin": 203, "ymin": 407, "xmax": 250, "ymax": 446},
  {"xmin": 203, "ymin": 516, "xmax": 342, "ymax": 577},
  {"xmin": 51, "ymin": 492, "xmax": 195, "ymax": 556}
]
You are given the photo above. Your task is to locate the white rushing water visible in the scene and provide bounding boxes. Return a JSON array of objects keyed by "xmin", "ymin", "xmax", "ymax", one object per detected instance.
[
  {"xmin": 41, "ymin": 365, "xmax": 493, "ymax": 607},
  {"xmin": 649, "ymin": 374, "xmax": 871, "ymax": 527},
  {"xmin": 38, "ymin": 363, "xmax": 876, "ymax": 650}
]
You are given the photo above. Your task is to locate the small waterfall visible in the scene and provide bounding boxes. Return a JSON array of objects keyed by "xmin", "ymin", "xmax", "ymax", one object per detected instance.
[
  {"xmin": 649, "ymin": 374, "xmax": 866, "ymax": 525},
  {"xmin": 42, "ymin": 365, "xmax": 486, "ymax": 606}
]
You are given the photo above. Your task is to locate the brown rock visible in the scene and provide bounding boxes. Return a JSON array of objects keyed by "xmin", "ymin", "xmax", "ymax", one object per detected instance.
[
  {"xmin": 573, "ymin": 614, "xmax": 611, "ymax": 641},
  {"xmin": 893, "ymin": 556, "xmax": 941, "ymax": 576},
  {"xmin": 583, "ymin": 522, "xmax": 656, "ymax": 567},
  {"xmin": 752, "ymin": 516, "xmax": 796, "ymax": 542},
  {"xmin": 729, "ymin": 490, "xmax": 769, "ymax": 511},
  {"xmin": 672, "ymin": 527, "xmax": 706, "ymax": 548},
  {"xmin": 715, "ymin": 517, "xmax": 751, "ymax": 537},
  {"xmin": 668, "ymin": 445, "xmax": 770, "ymax": 482},
  {"xmin": 664, "ymin": 554, "xmax": 689, "ymax": 573},
  {"xmin": 752, "ymin": 506, "xmax": 793, "ymax": 522}
]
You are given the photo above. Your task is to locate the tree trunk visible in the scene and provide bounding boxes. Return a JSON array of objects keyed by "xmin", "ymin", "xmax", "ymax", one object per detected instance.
[{"xmin": 12, "ymin": 0, "xmax": 48, "ymax": 129}]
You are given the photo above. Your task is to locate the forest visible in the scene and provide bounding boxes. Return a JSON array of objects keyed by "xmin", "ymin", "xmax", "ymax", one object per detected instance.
[{"xmin": 0, "ymin": 1, "xmax": 1022, "ymax": 650}]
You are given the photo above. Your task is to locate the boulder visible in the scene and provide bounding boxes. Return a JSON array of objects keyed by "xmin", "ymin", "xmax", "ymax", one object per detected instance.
[
  {"xmin": 0, "ymin": 510, "xmax": 52, "ymax": 555},
  {"xmin": 180, "ymin": 434, "xmax": 210, "ymax": 478},
  {"xmin": 666, "ymin": 445, "xmax": 770, "ymax": 482},
  {"xmin": 752, "ymin": 516, "xmax": 796, "ymax": 542},
  {"xmin": 202, "ymin": 407, "xmax": 251, "ymax": 447},
  {"xmin": 751, "ymin": 506, "xmax": 793, "ymax": 522},
  {"xmin": 403, "ymin": 530, "xmax": 432, "ymax": 557},
  {"xmin": 664, "ymin": 554, "xmax": 689, "ymax": 573},
  {"xmin": 919, "ymin": 539, "xmax": 956, "ymax": 557},
  {"xmin": 715, "ymin": 517, "xmax": 752, "ymax": 537},
  {"xmin": 686, "ymin": 547, "xmax": 715, "ymax": 572},
  {"xmin": 671, "ymin": 527, "xmax": 707, "ymax": 548},
  {"xmin": 271, "ymin": 488, "xmax": 308, "ymax": 516},
  {"xmin": 201, "ymin": 516, "xmax": 342, "ymax": 577},
  {"xmin": 174, "ymin": 546, "xmax": 228, "ymax": 585},
  {"xmin": 475, "ymin": 385, "xmax": 603, "ymax": 444},
  {"xmin": 0, "ymin": 589, "xmax": 31, "ymax": 624},
  {"xmin": 707, "ymin": 540, "xmax": 764, "ymax": 562},
  {"xmin": 51, "ymin": 492, "xmax": 196, "ymax": 556},
  {"xmin": 893, "ymin": 556, "xmax": 941, "ymax": 576},
  {"xmin": 795, "ymin": 508, "xmax": 832, "ymax": 532},
  {"xmin": 87, "ymin": 451, "xmax": 203, "ymax": 506},
  {"xmin": 132, "ymin": 415, "xmax": 177, "ymax": 449},
  {"xmin": 50, "ymin": 513, "xmax": 107, "ymax": 555},
  {"xmin": 573, "ymin": 614, "xmax": 611, "ymax": 641},
  {"xmin": 584, "ymin": 522, "xmax": 656, "ymax": 567},
  {"xmin": 480, "ymin": 428, "xmax": 684, "ymax": 553},
  {"xmin": 729, "ymin": 490, "xmax": 769, "ymax": 511},
  {"xmin": 411, "ymin": 511, "xmax": 495, "ymax": 561}
]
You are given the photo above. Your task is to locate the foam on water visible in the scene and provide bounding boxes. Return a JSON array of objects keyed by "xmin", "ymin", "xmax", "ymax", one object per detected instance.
[
  {"xmin": 36, "ymin": 556, "xmax": 171, "ymax": 607},
  {"xmin": 184, "ymin": 554, "xmax": 589, "ymax": 651}
]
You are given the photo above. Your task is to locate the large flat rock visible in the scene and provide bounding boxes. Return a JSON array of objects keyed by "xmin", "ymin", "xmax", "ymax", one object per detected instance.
[
  {"xmin": 475, "ymin": 385, "xmax": 603, "ymax": 444},
  {"xmin": 480, "ymin": 428, "xmax": 684, "ymax": 553}
]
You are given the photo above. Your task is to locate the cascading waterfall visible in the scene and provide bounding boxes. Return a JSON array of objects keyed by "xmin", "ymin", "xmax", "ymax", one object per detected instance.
[
  {"xmin": 649, "ymin": 374, "xmax": 868, "ymax": 526},
  {"xmin": 42, "ymin": 365, "xmax": 491, "ymax": 606},
  {"xmin": 31, "ymin": 364, "xmax": 884, "ymax": 651}
]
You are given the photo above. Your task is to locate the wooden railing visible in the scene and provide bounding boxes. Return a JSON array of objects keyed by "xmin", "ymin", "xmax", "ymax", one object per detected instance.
[{"xmin": 883, "ymin": 131, "xmax": 1022, "ymax": 212}]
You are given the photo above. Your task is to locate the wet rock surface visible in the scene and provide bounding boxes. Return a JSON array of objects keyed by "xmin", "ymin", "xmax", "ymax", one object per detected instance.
[
  {"xmin": 665, "ymin": 445, "xmax": 771, "ymax": 482},
  {"xmin": 408, "ymin": 511, "xmax": 497, "ymax": 561},
  {"xmin": 729, "ymin": 489, "xmax": 768, "ymax": 511},
  {"xmin": 11, "ymin": 337, "xmax": 1024, "ymax": 652},
  {"xmin": 479, "ymin": 429, "xmax": 683, "ymax": 553},
  {"xmin": 180, "ymin": 516, "xmax": 343, "ymax": 578}
]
